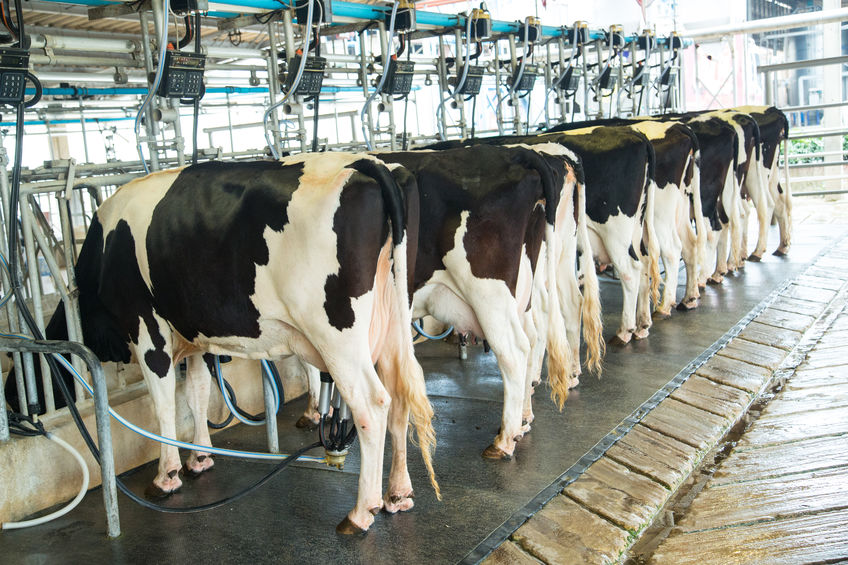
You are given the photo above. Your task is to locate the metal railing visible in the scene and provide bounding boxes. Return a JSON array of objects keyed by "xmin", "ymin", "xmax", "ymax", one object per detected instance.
[
  {"xmin": 0, "ymin": 336, "xmax": 120, "ymax": 537},
  {"xmin": 761, "ymin": 54, "xmax": 848, "ymax": 197}
]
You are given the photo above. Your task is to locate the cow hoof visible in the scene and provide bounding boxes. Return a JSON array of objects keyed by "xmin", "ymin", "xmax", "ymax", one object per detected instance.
[
  {"xmin": 144, "ymin": 482, "xmax": 180, "ymax": 499},
  {"xmin": 384, "ymin": 492, "xmax": 414, "ymax": 514},
  {"xmin": 482, "ymin": 444, "xmax": 512, "ymax": 460},
  {"xmin": 707, "ymin": 276, "xmax": 723, "ymax": 285},
  {"xmin": 677, "ymin": 299, "xmax": 698, "ymax": 311},
  {"xmin": 653, "ymin": 310, "xmax": 672, "ymax": 320},
  {"xmin": 609, "ymin": 334, "xmax": 631, "ymax": 346},
  {"xmin": 182, "ymin": 456, "xmax": 214, "ymax": 477},
  {"xmin": 633, "ymin": 328, "xmax": 650, "ymax": 340},
  {"xmin": 748, "ymin": 253, "xmax": 762, "ymax": 262},
  {"xmin": 295, "ymin": 415, "xmax": 318, "ymax": 430},
  {"xmin": 336, "ymin": 516, "xmax": 367, "ymax": 535},
  {"xmin": 773, "ymin": 248, "xmax": 787, "ymax": 257}
]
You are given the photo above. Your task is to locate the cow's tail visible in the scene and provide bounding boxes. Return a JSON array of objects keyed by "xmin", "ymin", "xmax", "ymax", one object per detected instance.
[
  {"xmin": 576, "ymin": 179, "xmax": 604, "ymax": 375},
  {"xmin": 513, "ymin": 145, "xmax": 571, "ymax": 409},
  {"xmin": 352, "ymin": 158, "xmax": 440, "ymax": 500},
  {"xmin": 642, "ymin": 143, "xmax": 662, "ymax": 307},
  {"xmin": 688, "ymin": 152, "xmax": 708, "ymax": 283}
]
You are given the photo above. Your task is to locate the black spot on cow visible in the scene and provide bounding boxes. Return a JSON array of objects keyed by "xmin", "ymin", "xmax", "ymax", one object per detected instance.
[
  {"xmin": 323, "ymin": 159, "xmax": 407, "ymax": 331},
  {"xmin": 144, "ymin": 349, "xmax": 171, "ymax": 379},
  {"xmin": 425, "ymin": 127, "xmax": 654, "ymax": 228},
  {"xmin": 628, "ymin": 244, "xmax": 638, "ymax": 261},
  {"xmin": 323, "ymin": 172, "xmax": 388, "ymax": 330},
  {"xmin": 146, "ymin": 160, "xmax": 301, "ymax": 340},
  {"xmin": 380, "ymin": 146, "xmax": 557, "ymax": 297}
]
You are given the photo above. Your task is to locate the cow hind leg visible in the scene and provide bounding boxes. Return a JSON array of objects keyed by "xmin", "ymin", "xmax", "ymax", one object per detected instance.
[
  {"xmin": 183, "ymin": 354, "xmax": 215, "ymax": 475},
  {"xmin": 476, "ymin": 303, "xmax": 530, "ymax": 459},
  {"xmin": 135, "ymin": 320, "xmax": 182, "ymax": 496},
  {"xmin": 330, "ymin": 357, "xmax": 391, "ymax": 534}
]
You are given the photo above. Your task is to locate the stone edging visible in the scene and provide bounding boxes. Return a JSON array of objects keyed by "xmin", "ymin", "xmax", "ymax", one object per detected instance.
[{"xmin": 472, "ymin": 236, "xmax": 848, "ymax": 565}]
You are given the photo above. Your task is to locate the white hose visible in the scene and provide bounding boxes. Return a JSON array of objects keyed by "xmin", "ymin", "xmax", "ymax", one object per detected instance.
[
  {"xmin": 49, "ymin": 352, "xmax": 325, "ymax": 464},
  {"xmin": 263, "ymin": 0, "xmax": 317, "ymax": 159},
  {"xmin": 134, "ymin": 0, "xmax": 171, "ymax": 175},
  {"xmin": 1, "ymin": 433, "xmax": 89, "ymax": 530},
  {"xmin": 360, "ymin": 1, "xmax": 399, "ymax": 151}
]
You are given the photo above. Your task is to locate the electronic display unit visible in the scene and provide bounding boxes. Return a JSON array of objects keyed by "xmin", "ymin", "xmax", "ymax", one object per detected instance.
[
  {"xmin": 157, "ymin": 50, "xmax": 206, "ymax": 99},
  {"xmin": 0, "ymin": 48, "xmax": 30, "ymax": 105}
]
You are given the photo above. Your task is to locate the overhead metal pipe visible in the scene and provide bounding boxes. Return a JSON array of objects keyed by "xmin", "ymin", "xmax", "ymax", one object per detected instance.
[{"xmin": 686, "ymin": 7, "xmax": 848, "ymax": 41}]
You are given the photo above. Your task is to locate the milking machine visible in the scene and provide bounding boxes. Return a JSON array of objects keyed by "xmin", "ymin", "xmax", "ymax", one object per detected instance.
[
  {"xmin": 359, "ymin": 0, "xmax": 401, "ymax": 150},
  {"xmin": 592, "ymin": 25, "xmax": 625, "ymax": 118},
  {"xmin": 656, "ymin": 32, "xmax": 682, "ymax": 114}
]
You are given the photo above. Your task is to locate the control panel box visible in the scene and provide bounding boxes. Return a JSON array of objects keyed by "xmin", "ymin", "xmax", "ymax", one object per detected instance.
[
  {"xmin": 456, "ymin": 65, "xmax": 485, "ymax": 96},
  {"xmin": 0, "ymin": 48, "xmax": 30, "ymax": 105},
  {"xmin": 382, "ymin": 59, "xmax": 415, "ymax": 96},
  {"xmin": 510, "ymin": 64, "xmax": 538, "ymax": 92},
  {"xmin": 157, "ymin": 50, "xmax": 206, "ymax": 99},
  {"xmin": 285, "ymin": 55, "xmax": 326, "ymax": 96}
]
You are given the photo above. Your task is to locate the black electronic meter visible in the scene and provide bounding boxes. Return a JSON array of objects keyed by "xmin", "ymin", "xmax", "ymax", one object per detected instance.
[
  {"xmin": 382, "ymin": 58, "xmax": 415, "ymax": 96},
  {"xmin": 555, "ymin": 66, "xmax": 581, "ymax": 92},
  {"xmin": 455, "ymin": 65, "xmax": 485, "ymax": 96},
  {"xmin": 0, "ymin": 48, "xmax": 30, "ymax": 105},
  {"xmin": 510, "ymin": 64, "xmax": 538, "ymax": 92},
  {"xmin": 285, "ymin": 55, "xmax": 326, "ymax": 95},
  {"xmin": 157, "ymin": 50, "xmax": 206, "ymax": 99}
]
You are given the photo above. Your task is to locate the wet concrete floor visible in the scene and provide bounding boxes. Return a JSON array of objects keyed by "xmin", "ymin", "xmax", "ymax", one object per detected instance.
[{"xmin": 1, "ymin": 223, "xmax": 844, "ymax": 564}]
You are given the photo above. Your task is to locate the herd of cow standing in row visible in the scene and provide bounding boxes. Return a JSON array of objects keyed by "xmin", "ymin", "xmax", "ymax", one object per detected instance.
[{"xmin": 9, "ymin": 104, "xmax": 791, "ymax": 534}]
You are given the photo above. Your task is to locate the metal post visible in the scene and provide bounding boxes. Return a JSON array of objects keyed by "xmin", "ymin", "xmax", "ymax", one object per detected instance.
[
  {"xmin": 494, "ymin": 38, "xmax": 503, "ymax": 134},
  {"xmin": 78, "ymin": 99, "xmax": 90, "ymax": 164},
  {"xmin": 169, "ymin": 98, "xmax": 186, "ymax": 167},
  {"xmin": 56, "ymin": 160, "xmax": 87, "ymax": 399},
  {"xmin": 581, "ymin": 40, "xmax": 589, "ymax": 120},
  {"xmin": 225, "ymin": 93, "xmax": 236, "ymax": 152},
  {"xmin": 0, "ymin": 338, "xmax": 121, "ymax": 538},
  {"xmin": 508, "ymin": 34, "xmax": 522, "ymax": 134},
  {"xmin": 437, "ymin": 34, "xmax": 448, "ymax": 138},
  {"xmin": 0, "ymin": 143, "xmax": 26, "ymax": 419},
  {"xmin": 358, "ymin": 31, "xmax": 375, "ymax": 147},
  {"xmin": 728, "ymin": 34, "xmax": 738, "ymax": 106},
  {"xmin": 594, "ymin": 38, "xmax": 603, "ymax": 118},
  {"xmin": 455, "ymin": 28, "xmax": 467, "ymax": 139},
  {"xmin": 557, "ymin": 37, "xmax": 567, "ymax": 122},
  {"xmin": 378, "ymin": 22, "xmax": 396, "ymax": 150},
  {"xmin": 138, "ymin": 11, "xmax": 161, "ymax": 171},
  {"xmin": 266, "ymin": 22, "xmax": 283, "ymax": 156},
  {"xmin": 18, "ymin": 189, "xmax": 54, "ymax": 411},
  {"xmin": 263, "ymin": 364, "xmax": 279, "ymax": 453}
]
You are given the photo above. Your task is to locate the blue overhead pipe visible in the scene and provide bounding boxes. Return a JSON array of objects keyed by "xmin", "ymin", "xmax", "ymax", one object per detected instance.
[{"xmin": 31, "ymin": 0, "xmax": 692, "ymax": 45}]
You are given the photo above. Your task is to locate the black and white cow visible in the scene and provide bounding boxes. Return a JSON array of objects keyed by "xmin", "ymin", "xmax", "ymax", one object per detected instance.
[
  {"xmin": 428, "ymin": 127, "xmax": 660, "ymax": 346},
  {"xmin": 733, "ymin": 105, "xmax": 792, "ymax": 257},
  {"xmin": 657, "ymin": 115, "xmax": 739, "ymax": 285},
  {"xmin": 378, "ymin": 144, "xmax": 583, "ymax": 458},
  {"xmin": 46, "ymin": 153, "xmax": 438, "ymax": 534},
  {"xmin": 678, "ymin": 110, "xmax": 766, "ymax": 271},
  {"xmin": 548, "ymin": 119, "xmax": 705, "ymax": 315}
]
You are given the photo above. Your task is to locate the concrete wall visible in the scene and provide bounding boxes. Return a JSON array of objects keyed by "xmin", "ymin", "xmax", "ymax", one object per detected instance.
[{"xmin": 0, "ymin": 358, "xmax": 308, "ymax": 524}]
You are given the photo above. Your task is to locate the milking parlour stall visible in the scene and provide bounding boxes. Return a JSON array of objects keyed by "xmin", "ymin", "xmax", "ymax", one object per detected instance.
[{"xmin": 2, "ymin": 0, "xmax": 848, "ymax": 563}]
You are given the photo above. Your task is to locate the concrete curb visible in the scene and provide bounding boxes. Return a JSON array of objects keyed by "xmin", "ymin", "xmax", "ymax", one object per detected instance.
[{"xmin": 481, "ymin": 237, "xmax": 848, "ymax": 565}]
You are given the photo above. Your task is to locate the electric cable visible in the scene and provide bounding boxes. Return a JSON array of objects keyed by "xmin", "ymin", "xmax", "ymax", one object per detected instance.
[
  {"xmin": 263, "ymin": 0, "xmax": 317, "ymax": 159},
  {"xmin": 359, "ymin": 0, "xmax": 398, "ymax": 150}
]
